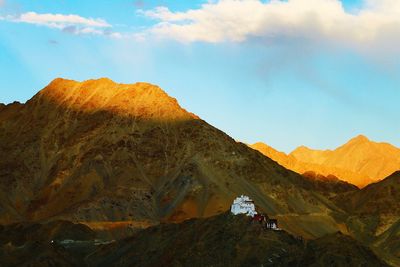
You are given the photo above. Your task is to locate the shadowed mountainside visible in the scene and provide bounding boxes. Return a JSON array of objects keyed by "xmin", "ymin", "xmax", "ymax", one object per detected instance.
[
  {"xmin": 332, "ymin": 171, "xmax": 400, "ymax": 266},
  {"xmin": 251, "ymin": 137, "xmax": 400, "ymax": 188},
  {"xmin": 0, "ymin": 78, "xmax": 350, "ymax": 239},
  {"xmin": 88, "ymin": 212, "xmax": 388, "ymax": 267},
  {"xmin": 336, "ymin": 171, "xmax": 400, "ymax": 216},
  {"xmin": 0, "ymin": 213, "xmax": 388, "ymax": 267},
  {"xmin": 0, "ymin": 220, "xmax": 96, "ymax": 266}
]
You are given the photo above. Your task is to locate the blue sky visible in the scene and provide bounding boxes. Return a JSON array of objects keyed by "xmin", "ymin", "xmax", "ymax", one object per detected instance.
[{"xmin": 0, "ymin": 0, "xmax": 399, "ymax": 153}]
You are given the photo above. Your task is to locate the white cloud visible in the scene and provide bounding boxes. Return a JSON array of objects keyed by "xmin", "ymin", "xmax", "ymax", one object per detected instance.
[
  {"xmin": 5, "ymin": 11, "xmax": 122, "ymax": 38},
  {"xmin": 139, "ymin": 0, "xmax": 400, "ymax": 50},
  {"xmin": 17, "ymin": 12, "xmax": 110, "ymax": 29}
]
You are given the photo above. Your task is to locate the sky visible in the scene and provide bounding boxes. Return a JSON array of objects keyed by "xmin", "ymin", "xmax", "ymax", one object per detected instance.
[{"xmin": 0, "ymin": 0, "xmax": 399, "ymax": 153}]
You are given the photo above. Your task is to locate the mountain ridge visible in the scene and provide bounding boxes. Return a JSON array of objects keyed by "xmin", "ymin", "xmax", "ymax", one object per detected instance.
[
  {"xmin": 32, "ymin": 78, "xmax": 199, "ymax": 120},
  {"xmin": 251, "ymin": 135, "xmax": 400, "ymax": 187}
]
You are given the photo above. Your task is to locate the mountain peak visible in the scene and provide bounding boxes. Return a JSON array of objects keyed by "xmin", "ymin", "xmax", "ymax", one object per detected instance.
[
  {"xmin": 294, "ymin": 145, "xmax": 312, "ymax": 151},
  {"xmin": 44, "ymin": 78, "xmax": 166, "ymax": 99},
  {"xmin": 251, "ymin": 142, "xmax": 273, "ymax": 149},
  {"xmin": 290, "ymin": 145, "xmax": 316, "ymax": 155},
  {"xmin": 251, "ymin": 142, "xmax": 283, "ymax": 155},
  {"xmin": 36, "ymin": 78, "xmax": 197, "ymax": 120},
  {"xmin": 349, "ymin": 134, "xmax": 370, "ymax": 144}
]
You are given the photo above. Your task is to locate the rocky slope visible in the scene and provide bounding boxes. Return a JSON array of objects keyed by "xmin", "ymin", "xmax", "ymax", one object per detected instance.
[
  {"xmin": 333, "ymin": 171, "xmax": 400, "ymax": 266},
  {"xmin": 251, "ymin": 136, "xmax": 400, "ymax": 188},
  {"xmin": 334, "ymin": 171, "xmax": 400, "ymax": 236},
  {"xmin": 0, "ymin": 78, "xmax": 348, "ymax": 239},
  {"xmin": 336, "ymin": 171, "xmax": 400, "ymax": 217},
  {"xmin": 374, "ymin": 219, "xmax": 400, "ymax": 266}
]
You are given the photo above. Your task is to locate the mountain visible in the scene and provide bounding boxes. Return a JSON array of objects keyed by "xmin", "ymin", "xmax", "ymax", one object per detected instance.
[
  {"xmin": 1, "ymin": 78, "xmax": 400, "ymax": 265},
  {"xmin": 251, "ymin": 135, "xmax": 400, "ymax": 187},
  {"xmin": 0, "ymin": 78, "xmax": 347, "ymax": 239},
  {"xmin": 250, "ymin": 142, "xmax": 362, "ymax": 189}
]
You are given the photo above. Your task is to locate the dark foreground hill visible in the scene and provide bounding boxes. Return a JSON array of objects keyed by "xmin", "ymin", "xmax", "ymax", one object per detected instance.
[
  {"xmin": 0, "ymin": 220, "xmax": 96, "ymax": 266},
  {"xmin": 0, "ymin": 213, "xmax": 388, "ymax": 267},
  {"xmin": 88, "ymin": 212, "xmax": 388, "ymax": 267}
]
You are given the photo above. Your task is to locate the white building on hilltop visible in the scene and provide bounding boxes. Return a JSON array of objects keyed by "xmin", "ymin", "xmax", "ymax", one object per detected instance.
[{"xmin": 230, "ymin": 195, "xmax": 257, "ymax": 217}]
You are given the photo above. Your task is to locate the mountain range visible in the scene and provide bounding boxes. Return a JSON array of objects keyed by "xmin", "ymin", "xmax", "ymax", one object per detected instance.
[
  {"xmin": 251, "ymin": 135, "xmax": 400, "ymax": 188},
  {"xmin": 0, "ymin": 78, "xmax": 399, "ymax": 266}
]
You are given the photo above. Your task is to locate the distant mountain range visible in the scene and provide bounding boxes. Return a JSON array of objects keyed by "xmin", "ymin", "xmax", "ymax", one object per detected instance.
[
  {"xmin": 0, "ymin": 78, "xmax": 399, "ymax": 266},
  {"xmin": 251, "ymin": 135, "xmax": 400, "ymax": 188}
]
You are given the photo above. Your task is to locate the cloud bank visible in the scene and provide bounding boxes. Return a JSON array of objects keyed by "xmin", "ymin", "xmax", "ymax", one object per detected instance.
[{"xmin": 140, "ymin": 0, "xmax": 400, "ymax": 51}]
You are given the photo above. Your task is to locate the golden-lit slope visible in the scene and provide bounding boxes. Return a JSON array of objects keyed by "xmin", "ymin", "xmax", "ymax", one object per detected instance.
[
  {"xmin": 38, "ymin": 78, "xmax": 197, "ymax": 120},
  {"xmin": 291, "ymin": 135, "xmax": 400, "ymax": 187},
  {"xmin": 250, "ymin": 142, "xmax": 368, "ymax": 187},
  {"xmin": 0, "ymin": 78, "xmax": 346, "ymax": 239},
  {"xmin": 250, "ymin": 142, "xmax": 297, "ymax": 169},
  {"xmin": 251, "ymin": 135, "xmax": 400, "ymax": 188}
]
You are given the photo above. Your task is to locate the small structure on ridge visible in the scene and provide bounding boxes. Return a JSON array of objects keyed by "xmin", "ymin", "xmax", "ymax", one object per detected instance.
[
  {"xmin": 230, "ymin": 195, "xmax": 257, "ymax": 217},
  {"xmin": 265, "ymin": 219, "xmax": 278, "ymax": 230},
  {"xmin": 230, "ymin": 195, "xmax": 280, "ymax": 230}
]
